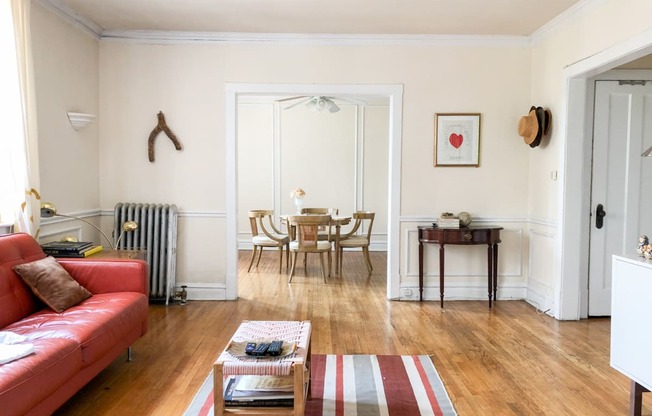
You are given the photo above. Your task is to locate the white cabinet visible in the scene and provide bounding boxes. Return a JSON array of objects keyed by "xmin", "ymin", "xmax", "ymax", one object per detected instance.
[{"xmin": 611, "ymin": 254, "xmax": 652, "ymax": 415}]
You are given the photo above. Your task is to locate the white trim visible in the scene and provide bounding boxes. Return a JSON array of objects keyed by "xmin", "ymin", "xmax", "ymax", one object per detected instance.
[
  {"xmin": 100, "ymin": 209, "xmax": 224, "ymax": 218},
  {"xmin": 174, "ymin": 283, "xmax": 227, "ymax": 301},
  {"xmin": 100, "ymin": 31, "xmax": 530, "ymax": 46},
  {"xmin": 530, "ymin": 0, "xmax": 608, "ymax": 44},
  {"xmin": 34, "ymin": 0, "xmax": 102, "ymax": 39},
  {"xmin": 226, "ymin": 83, "xmax": 403, "ymax": 301}
]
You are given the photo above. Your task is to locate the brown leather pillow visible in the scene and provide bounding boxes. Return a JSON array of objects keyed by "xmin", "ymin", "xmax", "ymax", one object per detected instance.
[{"xmin": 12, "ymin": 256, "xmax": 92, "ymax": 313}]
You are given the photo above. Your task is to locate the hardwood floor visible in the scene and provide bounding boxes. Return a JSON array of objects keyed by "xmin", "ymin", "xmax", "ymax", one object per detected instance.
[{"xmin": 54, "ymin": 250, "xmax": 645, "ymax": 415}]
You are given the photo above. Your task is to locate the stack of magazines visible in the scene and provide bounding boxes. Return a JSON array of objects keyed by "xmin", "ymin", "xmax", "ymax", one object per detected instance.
[
  {"xmin": 41, "ymin": 241, "xmax": 103, "ymax": 258},
  {"xmin": 224, "ymin": 375, "xmax": 294, "ymax": 407}
]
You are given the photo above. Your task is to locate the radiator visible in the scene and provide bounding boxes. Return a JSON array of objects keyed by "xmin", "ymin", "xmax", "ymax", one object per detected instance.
[{"xmin": 113, "ymin": 202, "xmax": 178, "ymax": 304}]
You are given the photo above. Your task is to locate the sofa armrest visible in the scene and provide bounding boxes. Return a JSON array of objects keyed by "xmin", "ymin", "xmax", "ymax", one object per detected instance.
[{"xmin": 57, "ymin": 259, "xmax": 149, "ymax": 296}]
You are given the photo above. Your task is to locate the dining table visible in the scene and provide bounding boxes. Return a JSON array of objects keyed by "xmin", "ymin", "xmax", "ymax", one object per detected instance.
[{"xmin": 281, "ymin": 214, "xmax": 351, "ymax": 277}]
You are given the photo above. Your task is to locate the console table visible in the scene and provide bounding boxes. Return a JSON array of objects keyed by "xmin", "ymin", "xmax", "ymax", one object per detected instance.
[{"xmin": 417, "ymin": 225, "xmax": 503, "ymax": 307}]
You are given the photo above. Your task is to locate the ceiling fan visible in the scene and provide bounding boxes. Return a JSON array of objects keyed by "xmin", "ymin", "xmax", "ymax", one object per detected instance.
[{"xmin": 276, "ymin": 96, "xmax": 366, "ymax": 113}]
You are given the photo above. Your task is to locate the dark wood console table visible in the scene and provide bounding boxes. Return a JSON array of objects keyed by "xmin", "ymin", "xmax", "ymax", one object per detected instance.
[{"xmin": 418, "ymin": 225, "xmax": 503, "ymax": 307}]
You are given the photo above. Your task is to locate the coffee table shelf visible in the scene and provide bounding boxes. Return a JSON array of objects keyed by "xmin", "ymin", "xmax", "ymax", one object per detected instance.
[{"xmin": 213, "ymin": 321, "xmax": 312, "ymax": 416}]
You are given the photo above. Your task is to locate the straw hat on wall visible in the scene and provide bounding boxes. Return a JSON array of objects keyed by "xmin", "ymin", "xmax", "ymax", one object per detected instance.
[{"xmin": 518, "ymin": 106, "xmax": 551, "ymax": 148}]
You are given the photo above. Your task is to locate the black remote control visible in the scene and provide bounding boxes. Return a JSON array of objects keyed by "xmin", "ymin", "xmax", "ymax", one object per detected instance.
[
  {"xmin": 252, "ymin": 342, "xmax": 270, "ymax": 356},
  {"xmin": 267, "ymin": 340, "xmax": 283, "ymax": 356},
  {"xmin": 245, "ymin": 342, "xmax": 257, "ymax": 355}
]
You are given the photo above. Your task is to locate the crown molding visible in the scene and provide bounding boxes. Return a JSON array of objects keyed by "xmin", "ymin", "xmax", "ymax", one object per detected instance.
[
  {"xmin": 530, "ymin": 0, "xmax": 608, "ymax": 44},
  {"xmin": 35, "ymin": 0, "xmax": 102, "ymax": 39},
  {"xmin": 38, "ymin": 0, "xmax": 596, "ymax": 47},
  {"xmin": 100, "ymin": 30, "xmax": 530, "ymax": 46}
]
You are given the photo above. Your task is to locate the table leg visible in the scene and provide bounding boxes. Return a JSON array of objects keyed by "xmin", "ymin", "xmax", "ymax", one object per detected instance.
[
  {"xmin": 418, "ymin": 241, "xmax": 424, "ymax": 301},
  {"xmin": 493, "ymin": 243, "xmax": 499, "ymax": 301},
  {"xmin": 439, "ymin": 244, "xmax": 445, "ymax": 308},
  {"xmin": 213, "ymin": 362, "xmax": 224, "ymax": 416},
  {"xmin": 334, "ymin": 224, "xmax": 341, "ymax": 277},
  {"xmin": 487, "ymin": 245, "xmax": 493, "ymax": 308},
  {"xmin": 630, "ymin": 380, "xmax": 647, "ymax": 416},
  {"xmin": 294, "ymin": 362, "xmax": 305, "ymax": 416}
]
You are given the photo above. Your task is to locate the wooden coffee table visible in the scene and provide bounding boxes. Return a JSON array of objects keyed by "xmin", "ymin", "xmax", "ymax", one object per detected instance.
[{"xmin": 213, "ymin": 321, "xmax": 312, "ymax": 416}]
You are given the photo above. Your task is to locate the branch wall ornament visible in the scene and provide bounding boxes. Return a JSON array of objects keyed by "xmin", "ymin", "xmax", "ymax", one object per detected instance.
[{"xmin": 148, "ymin": 111, "xmax": 182, "ymax": 162}]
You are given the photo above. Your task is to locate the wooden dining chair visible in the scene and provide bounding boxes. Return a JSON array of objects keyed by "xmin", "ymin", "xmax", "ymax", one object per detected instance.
[
  {"xmin": 338, "ymin": 211, "xmax": 375, "ymax": 276},
  {"xmin": 247, "ymin": 210, "xmax": 290, "ymax": 274},
  {"xmin": 301, "ymin": 208, "xmax": 338, "ymax": 241},
  {"xmin": 287, "ymin": 214, "xmax": 332, "ymax": 282}
]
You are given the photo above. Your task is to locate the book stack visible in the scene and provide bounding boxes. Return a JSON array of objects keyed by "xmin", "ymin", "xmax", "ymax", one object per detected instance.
[
  {"xmin": 437, "ymin": 217, "xmax": 460, "ymax": 229},
  {"xmin": 41, "ymin": 241, "xmax": 103, "ymax": 258},
  {"xmin": 224, "ymin": 375, "xmax": 294, "ymax": 407}
]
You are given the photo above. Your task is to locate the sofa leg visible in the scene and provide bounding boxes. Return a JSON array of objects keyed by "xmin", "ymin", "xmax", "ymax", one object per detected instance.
[{"xmin": 127, "ymin": 347, "xmax": 132, "ymax": 362}]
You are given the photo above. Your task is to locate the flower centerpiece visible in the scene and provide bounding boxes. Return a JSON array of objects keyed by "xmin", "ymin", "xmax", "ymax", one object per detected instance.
[{"xmin": 290, "ymin": 188, "xmax": 306, "ymax": 213}]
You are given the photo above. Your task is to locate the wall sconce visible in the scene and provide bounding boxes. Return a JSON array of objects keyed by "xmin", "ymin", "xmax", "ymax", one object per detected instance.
[
  {"xmin": 41, "ymin": 202, "xmax": 137, "ymax": 250},
  {"xmin": 67, "ymin": 112, "xmax": 96, "ymax": 130}
]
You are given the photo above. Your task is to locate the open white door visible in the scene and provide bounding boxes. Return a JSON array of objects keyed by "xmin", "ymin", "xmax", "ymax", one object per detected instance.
[{"xmin": 588, "ymin": 80, "xmax": 652, "ymax": 316}]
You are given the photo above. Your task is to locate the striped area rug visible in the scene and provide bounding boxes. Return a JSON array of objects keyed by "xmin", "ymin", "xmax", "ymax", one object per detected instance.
[{"xmin": 184, "ymin": 354, "xmax": 457, "ymax": 416}]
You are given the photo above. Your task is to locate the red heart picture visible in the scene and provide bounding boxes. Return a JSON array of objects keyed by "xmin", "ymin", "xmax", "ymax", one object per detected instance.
[{"xmin": 449, "ymin": 133, "xmax": 464, "ymax": 149}]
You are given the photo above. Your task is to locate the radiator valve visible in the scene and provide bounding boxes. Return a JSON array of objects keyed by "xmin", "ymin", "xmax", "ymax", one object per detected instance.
[{"xmin": 175, "ymin": 285, "xmax": 188, "ymax": 305}]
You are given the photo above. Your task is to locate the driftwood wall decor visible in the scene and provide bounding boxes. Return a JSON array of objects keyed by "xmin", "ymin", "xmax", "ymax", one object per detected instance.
[{"xmin": 148, "ymin": 111, "xmax": 182, "ymax": 162}]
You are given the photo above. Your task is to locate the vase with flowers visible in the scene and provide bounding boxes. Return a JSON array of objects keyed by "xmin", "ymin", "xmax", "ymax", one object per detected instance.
[{"xmin": 290, "ymin": 188, "xmax": 306, "ymax": 214}]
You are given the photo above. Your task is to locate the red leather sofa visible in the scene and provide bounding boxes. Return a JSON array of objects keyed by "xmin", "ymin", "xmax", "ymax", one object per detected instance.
[{"xmin": 0, "ymin": 233, "xmax": 149, "ymax": 416}]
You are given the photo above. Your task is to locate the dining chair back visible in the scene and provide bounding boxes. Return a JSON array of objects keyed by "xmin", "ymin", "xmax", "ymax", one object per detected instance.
[
  {"xmin": 301, "ymin": 208, "xmax": 339, "ymax": 215},
  {"xmin": 300, "ymin": 208, "xmax": 339, "ymax": 240},
  {"xmin": 247, "ymin": 210, "xmax": 290, "ymax": 274},
  {"xmin": 287, "ymin": 214, "xmax": 332, "ymax": 282},
  {"xmin": 338, "ymin": 211, "xmax": 375, "ymax": 276}
]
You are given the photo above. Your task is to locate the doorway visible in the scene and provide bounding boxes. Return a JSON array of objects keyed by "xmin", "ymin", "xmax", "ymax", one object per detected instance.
[
  {"xmin": 224, "ymin": 83, "xmax": 404, "ymax": 300},
  {"xmin": 561, "ymin": 45, "xmax": 652, "ymax": 319},
  {"xmin": 587, "ymin": 78, "xmax": 652, "ymax": 316}
]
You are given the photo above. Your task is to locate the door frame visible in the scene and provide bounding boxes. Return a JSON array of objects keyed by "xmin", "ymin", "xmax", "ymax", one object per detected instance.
[
  {"xmin": 559, "ymin": 30, "xmax": 652, "ymax": 320},
  {"xmin": 225, "ymin": 83, "xmax": 404, "ymax": 300}
]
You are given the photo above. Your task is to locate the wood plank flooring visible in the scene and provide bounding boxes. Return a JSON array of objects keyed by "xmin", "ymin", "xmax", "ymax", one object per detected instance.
[{"xmin": 53, "ymin": 250, "xmax": 648, "ymax": 415}]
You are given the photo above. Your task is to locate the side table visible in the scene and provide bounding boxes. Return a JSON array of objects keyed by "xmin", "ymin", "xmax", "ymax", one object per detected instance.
[{"xmin": 418, "ymin": 225, "xmax": 503, "ymax": 307}]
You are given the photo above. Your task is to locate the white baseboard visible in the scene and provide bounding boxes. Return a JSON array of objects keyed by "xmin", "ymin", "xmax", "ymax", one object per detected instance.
[
  {"xmin": 397, "ymin": 284, "xmax": 527, "ymax": 302},
  {"xmin": 175, "ymin": 283, "xmax": 227, "ymax": 300}
]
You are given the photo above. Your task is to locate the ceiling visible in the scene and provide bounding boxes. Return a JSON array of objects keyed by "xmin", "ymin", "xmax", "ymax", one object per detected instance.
[{"xmin": 41, "ymin": 0, "xmax": 584, "ymax": 38}]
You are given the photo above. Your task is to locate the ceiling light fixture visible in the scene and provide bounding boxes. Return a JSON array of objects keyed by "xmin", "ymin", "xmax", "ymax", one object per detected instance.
[{"xmin": 306, "ymin": 96, "xmax": 340, "ymax": 113}]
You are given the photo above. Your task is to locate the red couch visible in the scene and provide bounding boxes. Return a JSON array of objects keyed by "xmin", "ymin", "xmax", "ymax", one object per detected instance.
[{"xmin": 0, "ymin": 233, "xmax": 149, "ymax": 416}]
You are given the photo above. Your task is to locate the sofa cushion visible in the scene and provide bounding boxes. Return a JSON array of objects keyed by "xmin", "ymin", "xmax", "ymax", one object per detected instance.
[
  {"xmin": 4, "ymin": 292, "xmax": 148, "ymax": 365},
  {"xmin": 0, "ymin": 234, "xmax": 47, "ymax": 328},
  {"xmin": 0, "ymin": 337, "xmax": 81, "ymax": 416},
  {"xmin": 12, "ymin": 256, "xmax": 92, "ymax": 313}
]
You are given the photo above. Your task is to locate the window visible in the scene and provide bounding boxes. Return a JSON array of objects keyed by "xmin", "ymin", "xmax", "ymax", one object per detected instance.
[{"xmin": 0, "ymin": 1, "xmax": 30, "ymax": 226}]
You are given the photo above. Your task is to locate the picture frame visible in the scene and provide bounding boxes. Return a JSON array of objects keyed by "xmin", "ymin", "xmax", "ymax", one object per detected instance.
[{"xmin": 434, "ymin": 113, "xmax": 481, "ymax": 167}]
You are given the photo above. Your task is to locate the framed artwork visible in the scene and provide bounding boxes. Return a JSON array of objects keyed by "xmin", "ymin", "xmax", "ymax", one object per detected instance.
[{"xmin": 434, "ymin": 113, "xmax": 481, "ymax": 167}]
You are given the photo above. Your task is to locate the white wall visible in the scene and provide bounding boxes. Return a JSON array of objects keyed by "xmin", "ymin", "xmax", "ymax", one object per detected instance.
[
  {"xmin": 31, "ymin": 0, "xmax": 652, "ymax": 314},
  {"xmin": 530, "ymin": 0, "xmax": 652, "ymax": 318},
  {"xmin": 31, "ymin": 3, "xmax": 103, "ymax": 244},
  {"xmin": 92, "ymin": 39, "xmax": 531, "ymax": 301}
]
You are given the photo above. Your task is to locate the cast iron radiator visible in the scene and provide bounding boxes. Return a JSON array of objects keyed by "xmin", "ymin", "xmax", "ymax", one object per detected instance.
[{"xmin": 113, "ymin": 202, "xmax": 178, "ymax": 304}]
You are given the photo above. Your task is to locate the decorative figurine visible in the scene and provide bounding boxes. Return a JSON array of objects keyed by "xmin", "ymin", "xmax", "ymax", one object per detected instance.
[
  {"xmin": 637, "ymin": 235, "xmax": 649, "ymax": 256},
  {"xmin": 458, "ymin": 212, "xmax": 472, "ymax": 227}
]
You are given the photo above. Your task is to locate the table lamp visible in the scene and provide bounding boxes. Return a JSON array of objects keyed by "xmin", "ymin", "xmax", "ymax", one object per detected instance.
[{"xmin": 40, "ymin": 202, "xmax": 137, "ymax": 250}]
